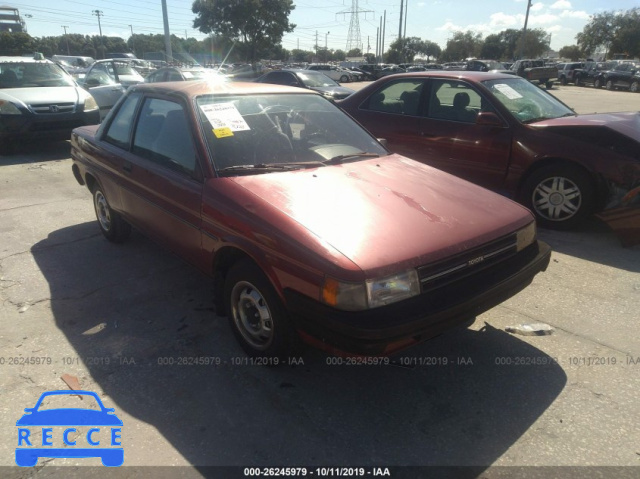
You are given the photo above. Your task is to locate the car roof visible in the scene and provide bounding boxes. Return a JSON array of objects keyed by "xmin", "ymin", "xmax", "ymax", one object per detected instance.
[
  {"xmin": 369, "ymin": 70, "xmax": 518, "ymax": 81},
  {"xmin": 128, "ymin": 80, "xmax": 319, "ymax": 98},
  {"xmin": 0, "ymin": 56, "xmax": 53, "ymax": 64}
]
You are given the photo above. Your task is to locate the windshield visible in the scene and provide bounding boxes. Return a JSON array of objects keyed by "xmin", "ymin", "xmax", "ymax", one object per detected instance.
[
  {"xmin": 0, "ymin": 62, "xmax": 75, "ymax": 88},
  {"xmin": 482, "ymin": 77, "xmax": 574, "ymax": 123},
  {"xmin": 484, "ymin": 60, "xmax": 506, "ymax": 70},
  {"xmin": 298, "ymin": 71, "xmax": 340, "ymax": 88},
  {"xmin": 196, "ymin": 93, "xmax": 387, "ymax": 175}
]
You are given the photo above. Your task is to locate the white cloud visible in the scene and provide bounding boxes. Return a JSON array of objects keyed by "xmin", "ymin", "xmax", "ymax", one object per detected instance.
[
  {"xmin": 531, "ymin": 2, "xmax": 545, "ymax": 13},
  {"xmin": 550, "ymin": 0, "xmax": 572, "ymax": 9},
  {"xmin": 489, "ymin": 12, "xmax": 520, "ymax": 28},
  {"xmin": 529, "ymin": 13, "xmax": 560, "ymax": 26},
  {"xmin": 560, "ymin": 10, "xmax": 590, "ymax": 20}
]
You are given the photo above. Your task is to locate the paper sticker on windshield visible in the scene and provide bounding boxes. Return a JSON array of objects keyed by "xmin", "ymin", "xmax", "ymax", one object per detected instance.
[
  {"xmin": 494, "ymin": 84, "xmax": 522, "ymax": 100},
  {"xmin": 213, "ymin": 127, "xmax": 233, "ymax": 138},
  {"xmin": 200, "ymin": 103, "xmax": 250, "ymax": 131}
]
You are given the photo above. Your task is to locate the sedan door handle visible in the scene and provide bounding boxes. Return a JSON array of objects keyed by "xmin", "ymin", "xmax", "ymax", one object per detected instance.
[{"xmin": 123, "ymin": 161, "xmax": 132, "ymax": 173}]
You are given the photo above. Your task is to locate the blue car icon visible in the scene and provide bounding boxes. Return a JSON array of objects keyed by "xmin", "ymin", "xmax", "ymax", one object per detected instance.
[{"xmin": 16, "ymin": 390, "xmax": 123, "ymax": 467}]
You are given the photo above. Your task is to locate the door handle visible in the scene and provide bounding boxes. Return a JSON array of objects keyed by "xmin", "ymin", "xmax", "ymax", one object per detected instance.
[{"xmin": 123, "ymin": 161, "xmax": 132, "ymax": 173}]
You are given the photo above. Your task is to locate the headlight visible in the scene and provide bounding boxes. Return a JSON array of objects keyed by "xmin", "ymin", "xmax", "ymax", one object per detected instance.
[
  {"xmin": 83, "ymin": 92, "xmax": 99, "ymax": 112},
  {"xmin": 322, "ymin": 269, "xmax": 420, "ymax": 311},
  {"xmin": 366, "ymin": 270, "xmax": 420, "ymax": 308},
  {"xmin": 0, "ymin": 100, "xmax": 22, "ymax": 115},
  {"xmin": 516, "ymin": 221, "xmax": 536, "ymax": 251}
]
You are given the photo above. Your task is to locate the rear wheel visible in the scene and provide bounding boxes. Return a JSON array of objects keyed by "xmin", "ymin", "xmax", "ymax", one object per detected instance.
[
  {"xmin": 92, "ymin": 184, "xmax": 131, "ymax": 243},
  {"xmin": 560, "ymin": 76, "xmax": 567, "ymax": 85},
  {"xmin": 545, "ymin": 80, "xmax": 553, "ymax": 89},
  {"xmin": 339, "ymin": 75, "xmax": 349, "ymax": 83},
  {"xmin": 519, "ymin": 164, "xmax": 594, "ymax": 230},
  {"xmin": 575, "ymin": 77, "xmax": 582, "ymax": 87},
  {"xmin": 224, "ymin": 259, "xmax": 301, "ymax": 359},
  {"xmin": 605, "ymin": 79, "xmax": 613, "ymax": 90},
  {"xmin": 594, "ymin": 78, "xmax": 603, "ymax": 89}
]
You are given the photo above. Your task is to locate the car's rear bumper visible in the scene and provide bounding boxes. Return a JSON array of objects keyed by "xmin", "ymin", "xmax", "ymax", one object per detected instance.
[{"xmin": 285, "ymin": 240, "xmax": 551, "ymax": 356}]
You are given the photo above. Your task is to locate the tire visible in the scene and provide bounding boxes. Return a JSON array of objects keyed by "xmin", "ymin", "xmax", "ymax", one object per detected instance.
[
  {"xmin": 92, "ymin": 184, "xmax": 131, "ymax": 243},
  {"xmin": 575, "ymin": 77, "xmax": 582, "ymax": 87},
  {"xmin": 594, "ymin": 78, "xmax": 602, "ymax": 89},
  {"xmin": 605, "ymin": 79, "xmax": 613, "ymax": 90},
  {"xmin": 631, "ymin": 80, "xmax": 639, "ymax": 93},
  {"xmin": 545, "ymin": 81, "xmax": 553, "ymax": 89},
  {"xmin": 519, "ymin": 164, "xmax": 594, "ymax": 230},
  {"xmin": 224, "ymin": 259, "xmax": 301, "ymax": 359},
  {"xmin": 560, "ymin": 76, "xmax": 567, "ymax": 85},
  {"xmin": 339, "ymin": 75, "xmax": 349, "ymax": 83}
]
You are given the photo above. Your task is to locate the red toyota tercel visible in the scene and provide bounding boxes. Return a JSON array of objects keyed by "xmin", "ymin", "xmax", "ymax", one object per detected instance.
[{"xmin": 71, "ymin": 81, "xmax": 550, "ymax": 358}]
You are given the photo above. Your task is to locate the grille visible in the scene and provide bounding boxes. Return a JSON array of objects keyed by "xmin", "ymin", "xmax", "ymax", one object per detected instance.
[
  {"xmin": 29, "ymin": 103, "xmax": 76, "ymax": 114},
  {"xmin": 417, "ymin": 233, "xmax": 518, "ymax": 292},
  {"xmin": 29, "ymin": 119, "xmax": 85, "ymax": 132}
]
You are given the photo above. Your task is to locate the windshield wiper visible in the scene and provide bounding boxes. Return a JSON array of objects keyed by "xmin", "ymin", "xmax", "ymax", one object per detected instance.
[
  {"xmin": 217, "ymin": 162, "xmax": 325, "ymax": 175},
  {"xmin": 322, "ymin": 152, "xmax": 380, "ymax": 165}
]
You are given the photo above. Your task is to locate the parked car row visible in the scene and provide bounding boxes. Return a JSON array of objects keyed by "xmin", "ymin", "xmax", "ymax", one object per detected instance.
[{"xmin": 574, "ymin": 61, "xmax": 639, "ymax": 92}]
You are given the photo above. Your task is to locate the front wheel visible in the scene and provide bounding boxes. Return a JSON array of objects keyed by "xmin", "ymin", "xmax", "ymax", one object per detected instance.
[
  {"xmin": 575, "ymin": 77, "xmax": 582, "ymax": 87},
  {"xmin": 224, "ymin": 259, "xmax": 301, "ymax": 359},
  {"xmin": 594, "ymin": 78, "xmax": 602, "ymax": 89},
  {"xmin": 339, "ymin": 75, "xmax": 349, "ymax": 83},
  {"xmin": 519, "ymin": 165, "xmax": 594, "ymax": 230},
  {"xmin": 605, "ymin": 80, "xmax": 613, "ymax": 90},
  {"xmin": 630, "ymin": 80, "xmax": 639, "ymax": 93},
  {"xmin": 92, "ymin": 185, "xmax": 131, "ymax": 243},
  {"xmin": 560, "ymin": 76, "xmax": 567, "ymax": 85},
  {"xmin": 545, "ymin": 80, "xmax": 554, "ymax": 89}
]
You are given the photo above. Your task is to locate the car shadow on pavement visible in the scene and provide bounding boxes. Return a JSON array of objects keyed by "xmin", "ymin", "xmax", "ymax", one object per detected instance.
[
  {"xmin": 538, "ymin": 218, "xmax": 640, "ymax": 272},
  {"xmin": 0, "ymin": 140, "xmax": 71, "ymax": 165},
  {"xmin": 30, "ymin": 222, "xmax": 567, "ymax": 471}
]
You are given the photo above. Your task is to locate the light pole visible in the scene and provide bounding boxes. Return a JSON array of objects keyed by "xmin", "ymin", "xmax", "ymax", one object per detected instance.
[
  {"xmin": 325, "ymin": 31, "xmax": 330, "ymax": 49},
  {"xmin": 92, "ymin": 10, "xmax": 104, "ymax": 58},
  {"xmin": 61, "ymin": 25, "xmax": 70, "ymax": 55},
  {"xmin": 129, "ymin": 25, "xmax": 136, "ymax": 57},
  {"xmin": 519, "ymin": 0, "xmax": 532, "ymax": 59}
]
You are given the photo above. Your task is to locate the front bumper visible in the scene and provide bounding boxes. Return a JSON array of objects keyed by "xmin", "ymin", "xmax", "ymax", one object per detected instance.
[
  {"xmin": 0, "ymin": 110, "xmax": 100, "ymax": 142},
  {"xmin": 285, "ymin": 241, "xmax": 551, "ymax": 356}
]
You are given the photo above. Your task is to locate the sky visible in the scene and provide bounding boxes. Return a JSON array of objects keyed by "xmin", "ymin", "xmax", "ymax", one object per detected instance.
[{"xmin": 4, "ymin": 0, "xmax": 638, "ymax": 55}]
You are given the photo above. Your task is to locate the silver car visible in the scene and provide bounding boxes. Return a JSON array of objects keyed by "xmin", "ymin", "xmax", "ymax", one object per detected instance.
[
  {"xmin": 79, "ymin": 59, "xmax": 144, "ymax": 119},
  {"xmin": 0, "ymin": 55, "xmax": 100, "ymax": 154}
]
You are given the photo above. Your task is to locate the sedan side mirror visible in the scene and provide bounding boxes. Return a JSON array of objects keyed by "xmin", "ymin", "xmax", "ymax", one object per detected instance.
[{"xmin": 476, "ymin": 112, "xmax": 504, "ymax": 127}]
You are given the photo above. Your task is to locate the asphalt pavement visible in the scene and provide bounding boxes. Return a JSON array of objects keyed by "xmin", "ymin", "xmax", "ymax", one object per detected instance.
[{"xmin": 0, "ymin": 84, "xmax": 639, "ymax": 478}]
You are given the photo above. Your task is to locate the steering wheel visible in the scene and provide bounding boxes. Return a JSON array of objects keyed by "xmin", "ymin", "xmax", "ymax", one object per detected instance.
[{"xmin": 516, "ymin": 102, "xmax": 542, "ymax": 121}]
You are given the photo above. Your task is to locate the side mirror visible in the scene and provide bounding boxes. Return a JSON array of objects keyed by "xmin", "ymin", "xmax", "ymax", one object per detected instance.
[
  {"xmin": 476, "ymin": 112, "xmax": 504, "ymax": 127},
  {"xmin": 84, "ymin": 78, "xmax": 100, "ymax": 87}
]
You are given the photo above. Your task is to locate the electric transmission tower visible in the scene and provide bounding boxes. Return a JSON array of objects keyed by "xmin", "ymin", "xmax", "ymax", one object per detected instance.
[{"xmin": 338, "ymin": 0, "xmax": 373, "ymax": 53}]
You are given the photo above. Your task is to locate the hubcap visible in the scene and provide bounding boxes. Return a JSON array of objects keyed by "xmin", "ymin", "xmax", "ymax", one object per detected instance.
[
  {"xmin": 230, "ymin": 281, "xmax": 273, "ymax": 350},
  {"xmin": 532, "ymin": 176, "xmax": 582, "ymax": 222},
  {"xmin": 95, "ymin": 191, "xmax": 111, "ymax": 231}
]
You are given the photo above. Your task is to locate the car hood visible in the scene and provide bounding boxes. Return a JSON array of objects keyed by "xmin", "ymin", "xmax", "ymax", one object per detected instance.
[
  {"xmin": 532, "ymin": 112, "xmax": 640, "ymax": 142},
  {"xmin": 229, "ymin": 155, "xmax": 533, "ymax": 274},
  {"xmin": 0, "ymin": 86, "xmax": 80, "ymax": 105},
  {"xmin": 310, "ymin": 86, "xmax": 355, "ymax": 98}
]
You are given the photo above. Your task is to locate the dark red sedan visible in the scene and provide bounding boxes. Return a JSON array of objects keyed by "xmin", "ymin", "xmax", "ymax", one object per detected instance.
[
  {"xmin": 71, "ymin": 81, "xmax": 550, "ymax": 358},
  {"xmin": 338, "ymin": 71, "xmax": 640, "ymax": 245}
]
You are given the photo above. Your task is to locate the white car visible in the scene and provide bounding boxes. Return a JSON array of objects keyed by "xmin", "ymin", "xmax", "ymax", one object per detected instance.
[{"xmin": 305, "ymin": 64, "xmax": 351, "ymax": 83}]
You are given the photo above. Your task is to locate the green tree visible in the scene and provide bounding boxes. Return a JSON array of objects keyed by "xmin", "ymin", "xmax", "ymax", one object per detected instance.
[
  {"xmin": 558, "ymin": 45, "xmax": 583, "ymax": 60},
  {"xmin": 333, "ymin": 49, "xmax": 346, "ymax": 61},
  {"xmin": 421, "ymin": 40, "xmax": 441, "ymax": 62},
  {"xmin": 480, "ymin": 34, "xmax": 504, "ymax": 59},
  {"xmin": 290, "ymin": 48, "xmax": 312, "ymax": 62},
  {"xmin": 346, "ymin": 48, "xmax": 362, "ymax": 57},
  {"xmin": 441, "ymin": 31, "xmax": 483, "ymax": 62},
  {"xmin": 609, "ymin": 8, "xmax": 640, "ymax": 58},
  {"xmin": 0, "ymin": 32, "xmax": 35, "ymax": 55},
  {"xmin": 385, "ymin": 37, "xmax": 426, "ymax": 63},
  {"xmin": 192, "ymin": 0, "xmax": 295, "ymax": 64},
  {"xmin": 364, "ymin": 52, "xmax": 376, "ymax": 63},
  {"xmin": 576, "ymin": 11, "xmax": 618, "ymax": 59}
]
